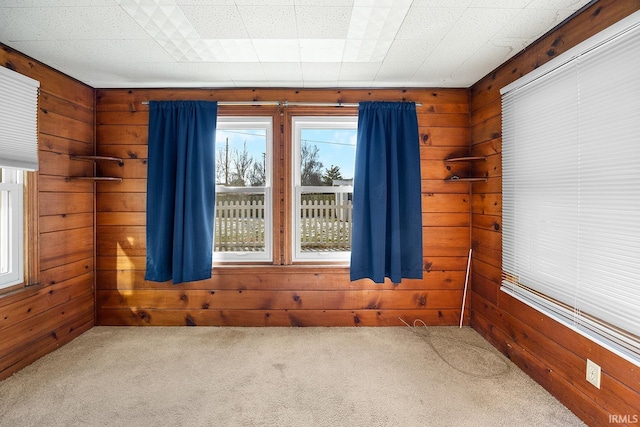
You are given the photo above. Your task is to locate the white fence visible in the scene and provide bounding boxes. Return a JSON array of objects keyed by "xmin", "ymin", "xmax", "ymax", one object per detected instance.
[
  {"xmin": 215, "ymin": 199, "xmax": 265, "ymax": 252},
  {"xmin": 214, "ymin": 196, "xmax": 353, "ymax": 252},
  {"xmin": 299, "ymin": 198, "xmax": 352, "ymax": 250}
]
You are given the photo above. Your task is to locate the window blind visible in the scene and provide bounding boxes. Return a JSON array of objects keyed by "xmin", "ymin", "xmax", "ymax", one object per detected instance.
[
  {"xmin": 500, "ymin": 10, "xmax": 640, "ymax": 365},
  {"xmin": 0, "ymin": 66, "xmax": 40, "ymax": 171}
]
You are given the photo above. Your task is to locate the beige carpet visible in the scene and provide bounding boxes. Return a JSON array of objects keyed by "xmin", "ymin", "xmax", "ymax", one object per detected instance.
[{"xmin": 0, "ymin": 326, "xmax": 584, "ymax": 427}]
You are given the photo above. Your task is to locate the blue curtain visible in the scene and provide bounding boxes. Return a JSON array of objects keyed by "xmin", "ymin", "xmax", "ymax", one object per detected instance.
[
  {"xmin": 350, "ymin": 102, "xmax": 423, "ymax": 284},
  {"xmin": 145, "ymin": 101, "xmax": 217, "ymax": 284}
]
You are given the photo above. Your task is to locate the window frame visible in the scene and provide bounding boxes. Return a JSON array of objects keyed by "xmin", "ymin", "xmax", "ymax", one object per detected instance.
[
  {"xmin": 0, "ymin": 168, "xmax": 25, "ymax": 290},
  {"xmin": 213, "ymin": 116, "xmax": 273, "ymax": 264},
  {"xmin": 291, "ymin": 116, "xmax": 357, "ymax": 263}
]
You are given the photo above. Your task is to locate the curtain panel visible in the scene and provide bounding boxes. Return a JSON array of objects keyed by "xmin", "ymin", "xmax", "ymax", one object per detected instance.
[
  {"xmin": 350, "ymin": 101, "xmax": 423, "ymax": 284},
  {"xmin": 145, "ymin": 101, "xmax": 218, "ymax": 284}
]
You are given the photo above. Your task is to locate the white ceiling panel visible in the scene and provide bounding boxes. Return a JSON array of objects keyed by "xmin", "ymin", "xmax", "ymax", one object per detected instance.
[
  {"xmin": 343, "ymin": 39, "xmax": 375, "ymax": 62},
  {"xmin": 0, "ymin": 6, "xmax": 149, "ymax": 41},
  {"xmin": 181, "ymin": 5, "xmax": 248, "ymax": 38},
  {"xmin": 238, "ymin": 5, "xmax": 298, "ymax": 39},
  {"xmin": 205, "ymin": 39, "xmax": 258, "ymax": 62},
  {"xmin": 295, "ymin": 0, "xmax": 354, "ymax": 5},
  {"xmin": 445, "ymin": 7, "xmax": 521, "ymax": 42},
  {"xmin": 448, "ymin": 40, "xmax": 520, "ymax": 84},
  {"xmin": 494, "ymin": 7, "xmax": 577, "ymax": 40},
  {"xmin": 375, "ymin": 60, "xmax": 421, "ymax": 81},
  {"xmin": 469, "ymin": 0, "xmax": 532, "ymax": 8},
  {"xmin": 0, "ymin": 0, "xmax": 593, "ymax": 88},
  {"xmin": 395, "ymin": 6, "xmax": 465, "ymax": 41},
  {"xmin": 410, "ymin": 0, "xmax": 473, "ymax": 7},
  {"xmin": 299, "ymin": 39, "xmax": 346, "ymax": 62},
  {"xmin": 302, "ymin": 62, "xmax": 341, "ymax": 87},
  {"xmin": 262, "ymin": 62, "xmax": 303, "ymax": 85},
  {"xmin": 0, "ymin": 0, "xmax": 115, "ymax": 6},
  {"xmin": 526, "ymin": 0, "xmax": 591, "ymax": 8},
  {"xmin": 221, "ymin": 62, "xmax": 267, "ymax": 86},
  {"xmin": 383, "ymin": 39, "xmax": 438, "ymax": 66},
  {"xmin": 338, "ymin": 62, "xmax": 380, "ymax": 85},
  {"xmin": 8, "ymin": 38, "xmax": 174, "ymax": 75},
  {"xmin": 84, "ymin": 61, "xmax": 231, "ymax": 87},
  {"xmin": 234, "ymin": 0, "xmax": 293, "ymax": 4},
  {"xmin": 252, "ymin": 39, "xmax": 300, "ymax": 62},
  {"xmin": 175, "ymin": 0, "xmax": 237, "ymax": 4},
  {"xmin": 296, "ymin": 6, "xmax": 352, "ymax": 39}
]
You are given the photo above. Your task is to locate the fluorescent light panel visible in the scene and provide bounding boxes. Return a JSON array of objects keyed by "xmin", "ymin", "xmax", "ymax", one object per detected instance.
[{"xmin": 118, "ymin": 0, "xmax": 412, "ymax": 63}]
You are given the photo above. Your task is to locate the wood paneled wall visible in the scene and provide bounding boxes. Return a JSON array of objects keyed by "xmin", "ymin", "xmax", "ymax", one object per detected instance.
[
  {"xmin": 95, "ymin": 88, "xmax": 472, "ymax": 327},
  {"xmin": 0, "ymin": 46, "xmax": 95, "ymax": 380},
  {"xmin": 468, "ymin": 1, "xmax": 640, "ymax": 425}
]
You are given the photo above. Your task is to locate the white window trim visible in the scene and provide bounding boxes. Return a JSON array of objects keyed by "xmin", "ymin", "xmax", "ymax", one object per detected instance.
[
  {"xmin": 213, "ymin": 116, "xmax": 273, "ymax": 263},
  {"xmin": 291, "ymin": 116, "xmax": 357, "ymax": 262},
  {"xmin": 0, "ymin": 168, "xmax": 24, "ymax": 289}
]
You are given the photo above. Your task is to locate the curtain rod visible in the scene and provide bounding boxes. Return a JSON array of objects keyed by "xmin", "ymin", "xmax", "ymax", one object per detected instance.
[
  {"xmin": 141, "ymin": 101, "xmax": 280, "ymax": 106},
  {"xmin": 141, "ymin": 100, "xmax": 422, "ymax": 107},
  {"xmin": 284, "ymin": 101, "xmax": 422, "ymax": 107}
]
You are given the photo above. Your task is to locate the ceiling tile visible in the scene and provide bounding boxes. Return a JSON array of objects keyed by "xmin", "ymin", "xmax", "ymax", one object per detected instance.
[
  {"xmin": 252, "ymin": 39, "xmax": 300, "ymax": 62},
  {"xmin": 355, "ymin": 0, "xmax": 411, "ymax": 7},
  {"xmin": 375, "ymin": 60, "xmax": 421, "ymax": 81},
  {"xmin": 234, "ymin": 0, "xmax": 294, "ymax": 4},
  {"xmin": 395, "ymin": 6, "xmax": 465, "ymax": 40},
  {"xmin": 295, "ymin": 0, "xmax": 354, "ymax": 5},
  {"xmin": 181, "ymin": 5, "xmax": 249, "ymax": 38},
  {"xmin": 339, "ymin": 62, "xmax": 381, "ymax": 87},
  {"xmin": 0, "ymin": 6, "xmax": 149, "ymax": 41},
  {"xmin": 221, "ymin": 62, "xmax": 267, "ymax": 85},
  {"xmin": 205, "ymin": 39, "xmax": 258, "ymax": 62},
  {"xmin": 410, "ymin": 0, "xmax": 473, "ymax": 6},
  {"xmin": 237, "ymin": 5, "xmax": 298, "ymax": 39},
  {"xmin": 299, "ymin": 40, "xmax": 346, "ymax": 62},
  {"xmin": 0, "ymin": 0, "xmax": 594, "ymax": 88},
  {"xmin": 175, "ymin": 0, "xmax": 237, "ymax": 5},
  {"xmin": 342, "ymin": 38, "xmax": 393, "ymax": 63},
  {"xmin": 412, "ymin": 43, "xmax": 470, "ymax": 84},
  {"xmin": 117, "ymin": 0, "xmax": 178, "ymax": 7},
  {"xmin": 347, "ymin": 6, "xmax": 388, "ymax": 39},
  {"xmin": 10, "ymin": 39, "xmax": 175, "ymax": 66},
  {"xmin": 85, "ymin": 61, "xmax": 231, "ymax": 88},
  {"xmin": 302, "ymin": 62, "xmax": 341, "ymax": 87},
  {"xmin": 368, "ymin": 38, "xmax": 393, "ymax": 62},
  {"xmin": 448, "ymin": 40, "xmax": 519, "ymax": 84},
  {"xmin": 526, "ymin": 0, "xmax": 591, "ymax": 9},
  {"xmin": 382, "ymin": 39, "xmax": 438, "ymax": 66},
  {"xmin": 446, "ymin": 7, "xmax": 521, "ymax": 41},
  {"xmin": 296, "ymin": 6, "xmax": 352, "ymax": 39},
  {"xmin": 119, "ymin": 2, "xmax": 200, "ymax": 41},
  {"xmin": 493, "ymin": 7, "xmax": 578, "ymax": 40},
  {"xmin": 345, "ymin": 0, "xmax": 412, "ymax": 65},
  {"xmin": 343, "ymin": 39, "xmax": 375, "ymax": 62},
  {"xmin": 0, "ymin": 0, "xmax": 115, "ymax": 5},
  {"xmin": 469, "ymin": 0, "xmax": 531, "ymax": 8},
  {"xmin": 261, "ymin": 62, "xmax": 303, "ymax": 85}
]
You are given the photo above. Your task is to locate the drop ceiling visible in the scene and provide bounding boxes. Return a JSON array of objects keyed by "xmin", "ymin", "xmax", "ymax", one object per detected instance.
[{"xmin": 0, "ymin": 0, "xmax": 592, "ymax": 88}]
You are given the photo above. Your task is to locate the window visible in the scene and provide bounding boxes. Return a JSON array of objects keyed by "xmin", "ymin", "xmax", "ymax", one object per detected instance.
[
  {"xmin": 0, "ymin": 66, "xmax": 38, "ymax": 291},
  {"xmin": 214, "ymin": 117, "xmax": 272, "ymax": 262},
  {"xmin": 501, "ymin": 11, "xmax": 640, "ymax": 365},
  {"xmin": 292, "ymin": 117, "xmax": 357, "ymax": 262},
  {"xmin": 0, "ymin": 168, "xmax": 24, "ymax": 289}
]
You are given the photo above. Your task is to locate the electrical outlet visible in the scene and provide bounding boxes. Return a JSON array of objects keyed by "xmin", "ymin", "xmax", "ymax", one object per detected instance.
[{"xmin": 586, "ymin": 359, "xmax": 601, "ymax": 389}]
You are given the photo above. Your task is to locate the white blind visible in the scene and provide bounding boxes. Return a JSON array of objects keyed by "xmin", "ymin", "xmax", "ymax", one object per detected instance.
[
  {"xmin": 0, "ymin": 66, "xmax": 40, "ymax": 171},
  {"xmin": 501, "ymin": 11, "xmax": 640, "ymax": 365}
]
